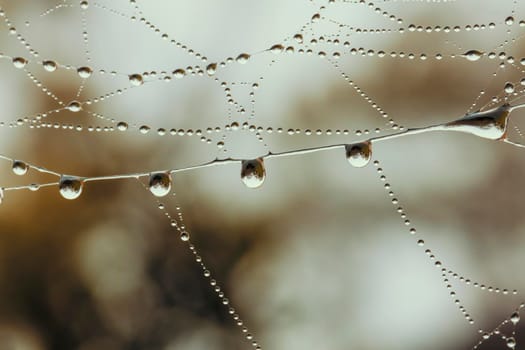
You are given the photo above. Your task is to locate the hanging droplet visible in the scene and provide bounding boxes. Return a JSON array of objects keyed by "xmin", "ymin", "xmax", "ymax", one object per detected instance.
[
  {"xmin": 506, "ymin": 337, "xmax": 516, "ymax": 349},
  {"xmin": 129, "ymin": 73, "xmax": 143, "ymax": 86},
  {"xmin": 241, "ymin": 158, "xmax": 266, "ymax": 189},
  {"xmin": 59, "ymin": 176, "xmax": 83, "ymax": 200},
  {"xmin": 236, "ymin": 53, "xmax": 250, "ymax": 64},
  {"xmin": 345, "ymin": 142, "xmax": 372, "ymax": 167},
  {"xmin": 80, "ymin": 0, "xmax": 89, "ymax": 9},
  {"xmin": 462, "ymin": 50, "xmax": 483, "ymax": 61},
  {"xmin": 206, "ymin": 63, "xmax": 217, "ymax": 75},
  {"xmin": 180, "ymin": 231, "xmax": 190, "ymax": 241},
  {"xmin": 77, "ymin": 66, "xmax": 93, "ymax": 78},
  {"xmin": 504, "ymin": 82, "xmax": 515, "ymax": 93},
  {"xmin": 42, "ymin": 60, "xmax": 57, "ymax": 72},
  {"xmin": 12, "ymin": 57, "xmax": 27, "ymax": 69},
  {"xmin": 269, "ymin": 44, "xmax": 284, "ymax": 54},
  {"xmin": 505, "ymin": 16, "xmax": 515, "ymax": 26},
  {"xmin": 139, "ymin": 125, "xmax": 150, "ymax": 134},
  {"xmin": 66, "ymin": 100, "xmax": 82, "ymax": 112},
  {"xmin": 12, "ymin": 160, "xmax": 28, "ymax": 176},
  {"xmin": 510, "ymin": 312, "xmax": 520, "ymax": 325},
  {"xmin": 293, "ymin": 34, "xmax": 303, "ymax": 43},
  {"xmin": 444, "ymin": 104, "xmax": 510, "ymax": 140},
  {"xmin": 117, "ymin": 121, "xmax": 128, "ymax": 131},
  {"xmin": 149, "ymin": 172, "xmax": 172, "ymax": 197}
]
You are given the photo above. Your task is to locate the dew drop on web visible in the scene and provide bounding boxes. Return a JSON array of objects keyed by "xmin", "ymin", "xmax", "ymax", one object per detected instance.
[
  {"xmin": 236, "ymin": 53, "xmax": 250, "ymax": 64},
  {"xmin": 77, "ymin": 66, "xmax": 93, "ymax": 79},
  {"xmin": 507, "ymin": 336, "xmax": 516, "ymax": 349},
  {"xmin": 241, "ymin": 158, "xmax": 266, "ymax": 189},
  {"xmin": 206, "ymin": 63, "xmax": 217, "ymax": 75},
  {"xmin": 149, "ymin": 172, "xmax": 172, "ymax": 197},
  {"xmin": 444, "ymin": 104, "xmax": 510, "ymax": 140},
  {"xmin": 511, "ymin": 311, "xmax": 520, "ymax": 325},
  {"xmin": 462, "ymin": 50, "xmax": 483, "ymax": 61},
  {"xmin": 67, "ymin": 100, "xmax": 82, "ymax": 112},
  {"xmin": 345, "ymin": 142, "xmax": 372, "ymax": 168},
  {"xmin": 59, "ymin": 176, "xmax": 83, "ymax": 200},
  {"xmin": 117, "ymin": 122, "xmax": 128, "ymax": 131},
  {"xmin": 42, "ymin": 60, "xmax": 57, "ymax": 72},
  {"xmin": 129, "ymin": 74, "xmax": 144, "ymax": 86},
  {"xmin": 12, "ymin": 160, "xmax": 28, "ymax": 175},
  {"xmin": 12, "ymin": 57, "xmax": 27, "ymax": 69}
]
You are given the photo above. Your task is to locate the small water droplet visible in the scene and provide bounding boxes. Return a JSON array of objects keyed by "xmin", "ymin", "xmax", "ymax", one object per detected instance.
[
  {"xmin": 506, "ymin": 336, "xmax": 516, "ymax": 349},
  {"xmin": 206, "ymin": 63, "xmax": 217, "ymax": 75},
  {"xmin": 43, "ymin": 60, "xmax": 57, "ymax": 72},
  {"xmin": 505, "ymin": 82, "xmax": 515, "ymax": 93},
  {"xmin": 77, "ymin": 66, "xmax": 93, "ymax": 78},
  {"xmin": 345, "ymin": 142, "xmax": 372, "ymax": 167},
  {"xmin": 236, "ymin": 53, "xmax": 250, "ymax": 64},
  {"xmin": 149, "ymin": 172, "xmax": 172, "ymax": 197},
  {"xmin": 12, "ymin": 160, "xmax": 28, "ymax": 175},
  {"xmin": 180, "ymin": 232, "xmax": 190, "ymax": 241},
  {"xmin": 117, "ymin": 122, "xmax": 128, "ymax": 131},
  {"xmin": 269, "ymin": 44, "xmax": 284, "ymax": 54},
  {"xmin": 129, "ymin": 74, "xmax": 143, "ymax": 86},
  {"xmin": 511, "ymin": 312, "xmax": 520, "ymax": 325},
  {"xmin": 505, "ymin": 16, "xmax": 515, "ymax": 26},
  {"xmin": 80, "ymin": 0, "xmax": 89, "ymax": 9},
  {"xmin": 59, "ymin": 176, "xmax": 83, "ymax": 200},
  {"xmin": 173, "ymin": 68, "xmax": 186, "ymax": 79},
  {"xmin": 462, "ymin": 50, "xmax": 483, "ymax": 61},
  {"xmin": 12, "ymin": 57, "xmax": 27, "ymax": 69},
  {"xmin": 241, "ymin": 158, "xmax": 266, "ymax": 189},
  {"xmin": 139, "ymin": 125, "xmax": 150, "ymax": 134},
  {"xmin": 67, "ymin": 100, "xmax": 82, "ymax": 112},
  {"xmin": 293, "ymin": 34, "xmax": 303, "ymax": 43}
]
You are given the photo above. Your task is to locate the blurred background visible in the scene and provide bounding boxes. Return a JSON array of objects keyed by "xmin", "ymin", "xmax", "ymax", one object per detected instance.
[{"xmin": 0, "ymin": 0, "xmax": 524, "ymax": 349}]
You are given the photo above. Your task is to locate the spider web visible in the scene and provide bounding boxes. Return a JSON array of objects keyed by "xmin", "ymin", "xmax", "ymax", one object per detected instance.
[{"xmin": 0, "ymin": 0, "xmax": 525, "ymax": 349}]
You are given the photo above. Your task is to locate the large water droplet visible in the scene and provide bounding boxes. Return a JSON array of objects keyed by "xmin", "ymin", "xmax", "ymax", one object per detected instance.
[
  {"xmin": 511, "ymin": 312, "xmax": 520, "ymax": 325},
  {"xmin": 506, "ymin": 337, "xmax": 516, "ymax": 349},
  {"xmin": 173, "ymin": 69, "xmax": 186, "ymax": 79},
  {"xmin": 505, "ymin": 82, "xmax": 515, "ymax": 94},
  {"xmin": 444, "ymin": 104, "xmax": 510, "ymax": 140},
  {"xmin": 59, "ymin": 176, "xmax": 83, "ymax": 200},
  {"xmin": 12, "ymin": 160, "xmax": 28, "ymax": 175},
  {"xmin": 241, "ymin": 158, "xmax": 266, "ymax": 188},
  {"xmin": 149, "ymin": 172, "xmax": 172, "ymax": 197},
  {"xmin": 345, "ymin": 142, "xmax": 372, "ymax": 167},
  {"xmin": 463, "ymin": 50, "xmax": 483, "ymax": 61},
  {"xmin": 117, "ymin": 121, "xmax": 128, "ymax": 131}
]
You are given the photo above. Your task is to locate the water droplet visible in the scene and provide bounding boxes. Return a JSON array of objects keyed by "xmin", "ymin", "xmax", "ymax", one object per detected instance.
[
  {"xmin": 236, "ymin": 53, "xmax": 250, "ymax": 64},
  {"xmin": 129, "ymin": 73, "xmax": 143, "ymax": 86},
  {"xmin": 149, "ymin": 172, "xmax": 172, "ymax": 197},
  {"xmin": 43, "ymin": 60, "xmax": 57, "ymax": 72},
  {"xmin": 293, "ymin": 34, "xmax": 303, "ymax": 43},
  {"xmin": 12, "ymin": 57, "xmax": 27, "ymax": 69},
  {"xmin": 241, "ymin": 158, "xmax": 266, "ymax": 189},
  {"xmin": 345, "ymin": 142, "xmax": 372, "ymax": 167},
  {"xmin": 139, "ymin": 125, "xmax": 150, "ymax": 134},
  {"xmin": 511, "ymin": 312, "xmax": 520, "ymax": 325},
  {"xmin": 80, "ymin": 0, "xmax": 89, "ymax": 9},
  {"xmin": 462, "ymin": 50, "xmax": 483, "ymax": 61},
  {"xmin": 269, "ymin": 44, "xmax": 284, "ymax": 54},
  {"xmin": 77, "ymin": 66, "xmax": 93, "ymax": 78},
  {"xmin": 444, "ymin": 104, "xmax": 510, "ymax": 140},
  {"xmin": 506, "ymin": 16, "xmax": 515, "ymax": 26},
  {"xmin": 59, "ymin": 176, "xmax": 83, "ymax": 200},
  {"xmin": 206, "ymin": 63, "xmax": 217, "ymax": 75},
  {"xmin": 66, "ymin": 100, "xmax": 82, "ymax": 112},
  {"xmin": 0, "ymin": 188, "xmax": 3, "ymax": 205},
  {"xmin": 311, "ymin": 13, "xmax": 321, "ymax": 22},
  {"xmin": 12, "ymin": 160, "xmax": 28, "ymax": 175},
  {"xmin": 506, "ymin": 337, "xmax": 516, "ymax": 349},
  {"xmin": 180, "ymin": 232, "xmax": 190, "ymax": 241},
  {"xmin": 505, "ymin": 82, "xmax": 515, "ymax": 93},
  {"xmin": 117, "ymin": 121, "xmax": 128, "ymax": 131},
  {"xmin": 173, "ymin": 68, "xmax": 186, "ymax": 79}
]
